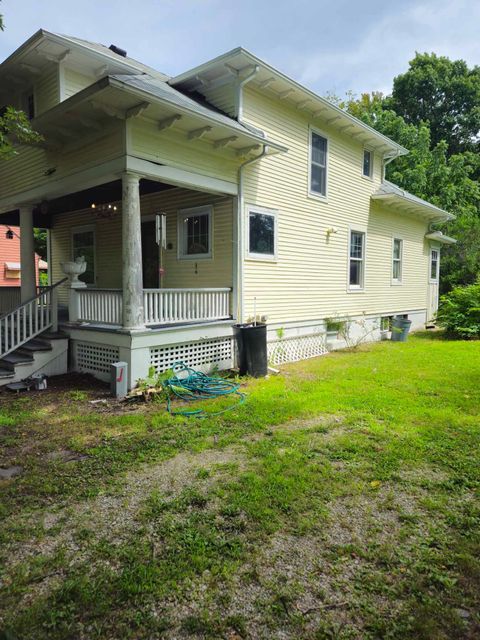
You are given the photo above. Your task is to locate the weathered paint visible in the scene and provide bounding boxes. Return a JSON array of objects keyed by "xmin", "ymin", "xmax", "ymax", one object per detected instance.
[
  {"xmin": 19, "ymin": 208, "xmax": 36, "ymax": 302},
  {"xmin": 121, "ymin": 173, "xmax": 145, "ymax": 329}
]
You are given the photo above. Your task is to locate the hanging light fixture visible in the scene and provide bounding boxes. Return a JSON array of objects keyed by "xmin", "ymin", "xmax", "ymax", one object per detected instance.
[{"xmin": 91, "ymin": 202, "xmax": 119, "ymax": 219}]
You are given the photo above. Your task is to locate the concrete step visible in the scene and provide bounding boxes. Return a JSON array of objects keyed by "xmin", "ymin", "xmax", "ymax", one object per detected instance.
[
  {"xmin": 0, "ymin": 368, "xmax": 14, "ymax": 379},
  {"xmin": 0, "ymin": 351, "xmax": 35, "ymax": 370},
  {"xmin": 41, "ymin": 331, "xmax": 69, "ymax": 341},
  {"xmin": 20, "ymin": 339, "xmax": 53, "ymax": 353}
]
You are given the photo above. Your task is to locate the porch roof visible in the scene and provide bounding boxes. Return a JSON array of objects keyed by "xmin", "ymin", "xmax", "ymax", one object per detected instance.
[
  {"xmin": 28, "ymin": 73, "xmax": 287, "ymax": 158},
  {"xmin": 371, "ymin": 181, "xmax": 454, "ymax": 223}
]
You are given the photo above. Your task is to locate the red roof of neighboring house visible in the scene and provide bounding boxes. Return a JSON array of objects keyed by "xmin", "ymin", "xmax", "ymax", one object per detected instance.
[{"xmin": 0, "ymin": 225, "xmax": 47, "ymax": 287}]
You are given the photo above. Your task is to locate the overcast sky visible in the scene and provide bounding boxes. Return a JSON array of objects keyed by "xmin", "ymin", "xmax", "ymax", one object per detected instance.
[{"xmin": 1, "ymin": 0, "xmax": 479, "ymax": 97}]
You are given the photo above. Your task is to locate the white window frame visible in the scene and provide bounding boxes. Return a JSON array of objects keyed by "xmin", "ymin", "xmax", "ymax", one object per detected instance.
[
  {"xmin": 308, "ymin": 126, "xmax": 328, "ymax": 199},
  {"xmin": 362, "ymin": 148, "xmax": 373, "ymax": 179},
  {"xmin": 71, "ymin": 224, "xmax": 96, "ymax": 286},
  {"xmin": 391, "ymin": 237, "xmax": 403, "ymax": 285},
  {"xmin": 246, "ymin": 205, "xmax": 278, "ymax": 261},
  {"xmin": 177, "ymin": 205, "xmax": 213, "ymax": 261},
  {"xmin": 430, "ymin": 247, "xmax": 440, "ymax": 283},
  {"xmin": 347, "ymin": 228, "xmax": 366, "ymax": 292}
]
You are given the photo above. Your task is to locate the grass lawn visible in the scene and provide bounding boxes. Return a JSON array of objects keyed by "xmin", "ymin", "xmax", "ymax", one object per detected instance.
[{"xmin": 0, "ymin": 332, "xmax": 479, "ymax": 639}]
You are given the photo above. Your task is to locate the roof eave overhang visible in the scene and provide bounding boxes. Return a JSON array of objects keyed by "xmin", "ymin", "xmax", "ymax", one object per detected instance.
[
  {"xmin": 106, "ymin": 76, "xmax": 288, "ymax": 155},
  {"xmin": 0, "ymin": 29, "xmax": 162, "ymax": 79},
  {"xmin": 425, "ymin": 232, "xmax": 457, "ymax": 245},
  {"xmin": 28, "ymin": 75, "xmax": 287, "ymax": 156},
  {"xmin": 170, "ymin": 48, "xmax": 408, "ymax": 158},
  {"xmin": 371, "ymin": 193, "xmax": 454, "ymax": 223}
]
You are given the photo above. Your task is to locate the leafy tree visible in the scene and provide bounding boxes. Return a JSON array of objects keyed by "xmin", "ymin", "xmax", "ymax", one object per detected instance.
[
  {"xmin": 390, "ymin": 53, "xmax": 480, "ymax": 156},
  {"xmin": 0, "ymin": 3, "xmax": 42, "ymax": 157}
]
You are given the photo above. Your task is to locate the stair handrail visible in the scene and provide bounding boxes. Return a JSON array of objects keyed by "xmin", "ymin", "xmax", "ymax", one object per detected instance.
[
  {"xmin": 0, "ymin": 278, "xmax": 68, "ymax": 321},
  {"xmin": 0, "ymin": 278, "xmax": 68, "ymax": 359}
]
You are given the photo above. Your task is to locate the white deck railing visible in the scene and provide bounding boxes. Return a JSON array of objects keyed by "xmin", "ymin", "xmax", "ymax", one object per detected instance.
[
  {"xmin": 143, "ymin": 288, "xmax": 231, "ymax": 325},
  {"xmin": 78, "ymin": 289, "xmax": 123, "ymax": 325},
  {"xmin": 75, "ymin": 288, "xmax": 231, "ymax": 327}
]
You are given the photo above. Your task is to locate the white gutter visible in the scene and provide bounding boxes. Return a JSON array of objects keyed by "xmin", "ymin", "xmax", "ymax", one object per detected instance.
[
  {"xmin": 234, "ymin": 144, "xmax": 269, "ymax": 323},
  {"xmin": 382, "ymin": 149, "xmax": 403, "ymax": 181}
]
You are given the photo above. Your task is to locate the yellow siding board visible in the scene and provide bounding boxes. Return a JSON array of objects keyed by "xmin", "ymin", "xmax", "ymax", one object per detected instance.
[
  {"xmin": 63, "ymin": 68, "xmax": 95, "ymax": 99},
  {"xmin": 241, "ymin": 86, "xmax": 429, "ymax": 323},
  {"xmin": 129, "ymin": 119, "xmax": 238, "ymax": 183},
  {"xmin": 35, "ymin": 67, "xmax": 59, "ymax": 115},
  {"xmin": 0, "ymin": 127, "xmax": 124, "ymax": 202}
]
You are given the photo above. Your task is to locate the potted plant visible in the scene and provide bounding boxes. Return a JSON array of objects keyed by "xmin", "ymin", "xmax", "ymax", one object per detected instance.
[{"xmin": 325, "ymin": 317, "xmax": 345, "ymax": 340}]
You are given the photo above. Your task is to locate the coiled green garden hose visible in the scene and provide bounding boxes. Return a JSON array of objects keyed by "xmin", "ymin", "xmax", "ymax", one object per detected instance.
[{"xmin": 163, "ymin": 361, "xmax": 246, "ymax": 417}]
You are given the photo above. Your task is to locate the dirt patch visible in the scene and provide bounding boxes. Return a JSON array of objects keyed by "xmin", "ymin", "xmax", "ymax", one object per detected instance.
[
  {"xmin": 3, "ymin": 446, "xmax": 245, "ymax": 575},
  {"xmin": 160, "ymin": 486, "xmax": 427, "ymax": 639}
]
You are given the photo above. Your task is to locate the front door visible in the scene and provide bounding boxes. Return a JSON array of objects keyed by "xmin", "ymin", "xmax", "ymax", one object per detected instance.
[
  {"xmin": 427, "ymin": 246, "xmax": 440, "ymax": 323},
  {"xmin": 141, "ymin": 220, "xmax": 160, "ymax": 288}
]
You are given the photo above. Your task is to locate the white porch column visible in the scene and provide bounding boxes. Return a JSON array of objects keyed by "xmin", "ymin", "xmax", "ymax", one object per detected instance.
[
  {"xmin": 122, "ymin": 172, "xmax": 145, "ymax": 330},
  {"xmin": 19, "ymin": 206, "xmax": 36, "ymax": 303}
]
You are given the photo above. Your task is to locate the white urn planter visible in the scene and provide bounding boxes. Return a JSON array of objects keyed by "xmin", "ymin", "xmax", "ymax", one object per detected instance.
[{"xmin": 61, "ymin": 257, "xmax": 87, "ymax": 288}]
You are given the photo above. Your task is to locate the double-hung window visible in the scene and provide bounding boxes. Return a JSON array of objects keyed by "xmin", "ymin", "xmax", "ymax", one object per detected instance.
[
  {"xmin": 309, "ymin": 130, "xmax": 328, "ymax": 197},
  {"xmin": 430, "ymin": 248, "xmax": 439, "ymax": 281},
  {"xmin": 392, "ymin": 238, "xmax": 403, "ymax": 283},
  {"xmin": 349, "ymin": 230, "xmax": 365, "ymax": 290},
  {"xmin": 247, "ymin": 206, "xmax": 277, "ymax": 260},
  {"xmin": 363, "ymin": 149, "xmax": 373, "ymax": 178},
  {"xmin": 72, "ymin": 225, "xmax": 95, "ymax": 285},
  {"xmin": 178, "ymin": 205, "xmax": 212, "ymax": 259}
]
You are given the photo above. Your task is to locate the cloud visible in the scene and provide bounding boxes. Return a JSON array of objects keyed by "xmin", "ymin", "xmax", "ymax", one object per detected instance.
[
  {"xmin": 0, "ymin": 0, "xmax": 478, "ymax": 98},
  {"xmin": 288, "ymin": 0, "xmax": 480, "ymax": 96}
]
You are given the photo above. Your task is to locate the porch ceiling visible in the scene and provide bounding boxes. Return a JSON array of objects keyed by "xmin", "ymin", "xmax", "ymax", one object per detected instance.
[{"xmin": 0, "ymin": 179, "xmax": 175, "ymax": 227}]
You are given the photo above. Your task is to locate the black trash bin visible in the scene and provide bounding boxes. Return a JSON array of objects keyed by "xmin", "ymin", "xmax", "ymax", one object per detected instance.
[
  {"xmin": 391, "ymin": 316, "xmax": 412, "ymax": 342},
  {"xmin": 235, "ymin": 323, "xmax": 268, "ymax": 377}
]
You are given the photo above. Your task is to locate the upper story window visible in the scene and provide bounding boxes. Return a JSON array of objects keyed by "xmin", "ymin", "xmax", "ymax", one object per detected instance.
[
  {"xmin": 363, "ymin": 149, "xmax": 373, "ymax": 178},
  {"xmin": 72, "ymin": 225, "xmax": 95, "ymax": 285},
  {"xmin": 26, "ymin": 93, "xmax": 35, "ymax": 120},
  {"xmin": 309, "ymin": 129, "xmax": 328, "ymax": 197},
  {"xmin": 21, "ymin": 90, "xmax": 35, "ymax": 120},
  {"xmin": 247, "ymin": 206, "xmax": 277, "ymax": 260},
  {"xmin": 177, "ymin": 205, "xmax": 212, "ymax": 260},
  {"xmin": 349, "ymin": 230, "xmax": 365, "ymax": 290},
  {"xmin": 392, "ymin": 238, "xmax": 403, "ymax": 283},
  {"xmin": 430, "ymin": 248, "xmax": 439, "ymax": 281}
]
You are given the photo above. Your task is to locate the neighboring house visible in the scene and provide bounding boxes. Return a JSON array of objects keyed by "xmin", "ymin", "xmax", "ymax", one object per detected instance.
[
  {"xmin": 0, "ymin": 225, "xmax": 47, "ymax": 314},
  {"xmin": 0, "ymin": 30, "xmax": 456, "ymax": 387}
]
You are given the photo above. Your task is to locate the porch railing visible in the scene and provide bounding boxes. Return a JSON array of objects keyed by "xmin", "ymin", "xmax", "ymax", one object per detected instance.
[
  {"xmin": 75, "ymin": 288, "xmax": 231, "ymax": 326},
  {"xmin": 78, "ymin": 289, "xmax": 123, "ymax": 325},
  {"xmin": 143, "ymin": 288, "xmax": 231, "ymax": 325},
  {"xmin": 0, "ymin": 278, "xmax": 67, "ymax": 359}
]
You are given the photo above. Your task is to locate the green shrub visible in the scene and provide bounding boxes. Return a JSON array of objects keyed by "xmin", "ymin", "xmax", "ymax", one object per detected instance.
[{"xmin": 437, "ymin": 281, "xmax": 480, "ymax": 338}]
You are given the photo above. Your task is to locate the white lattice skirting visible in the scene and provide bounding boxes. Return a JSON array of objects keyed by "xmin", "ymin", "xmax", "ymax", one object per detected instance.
[
  {"xmin": 150, "ymin": 337, "xmax": 233, "ymax": 374},
  {"xmin": 75, "ymin": 342, "xmax": 120, "ymax": 380},
  {"xmin": 268, "ymin": 333, "xmax": 328, "ymax": 365}
]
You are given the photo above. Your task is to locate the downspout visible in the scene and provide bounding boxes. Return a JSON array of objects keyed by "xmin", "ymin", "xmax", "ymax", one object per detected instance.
[
  {"xmin": 235, "ymin": 65, "xmax": 259, "ymax": 124},
  {"xmin": 233, "ymin": 63, "xmax": 265, "ymax": 323},
  {"xmin": 235, "ymin": 144, "xmax": 269, "ymax": 323},
  {"xmin": 382, "ymin": 149, "xmax": 402, "ymax": 181}
]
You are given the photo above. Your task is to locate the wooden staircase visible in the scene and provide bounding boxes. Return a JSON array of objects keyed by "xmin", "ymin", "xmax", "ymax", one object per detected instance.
[{"xmin": 0, "ymin": 280, "xmax": 69, "ymax": 386}]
